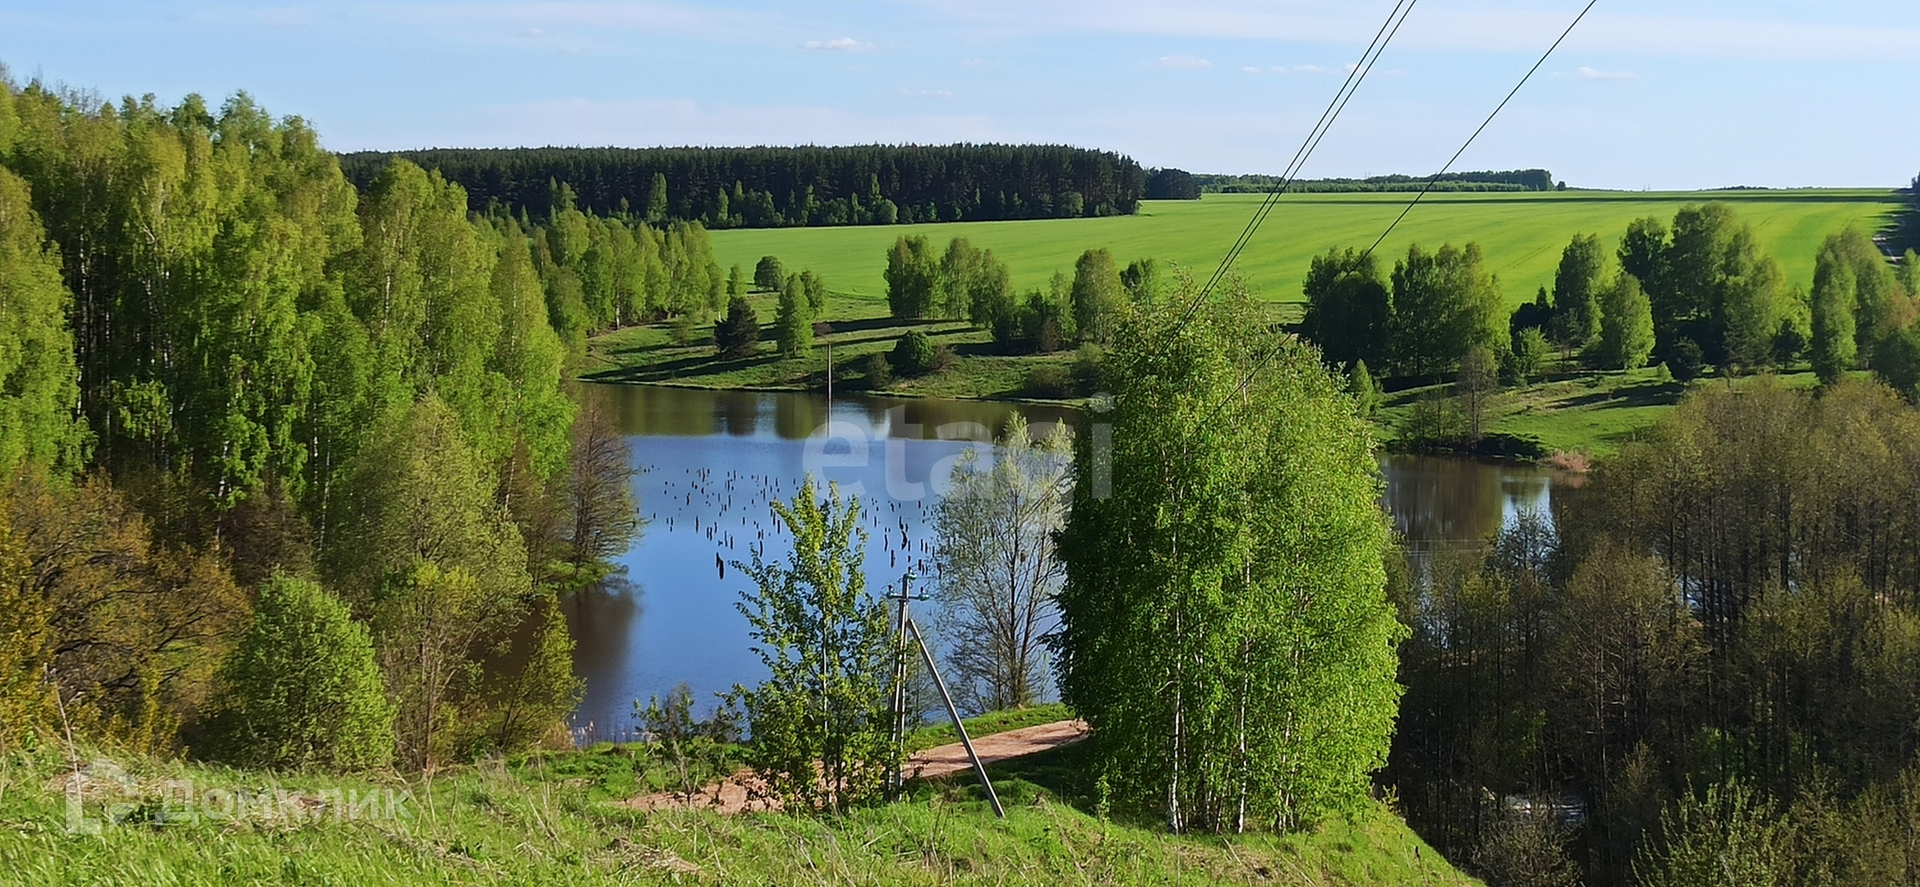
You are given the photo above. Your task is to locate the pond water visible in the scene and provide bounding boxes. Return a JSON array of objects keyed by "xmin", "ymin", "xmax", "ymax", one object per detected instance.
[{"xmin": 564, "ymin": 384, "xmax": 1573, "ymax": 741}]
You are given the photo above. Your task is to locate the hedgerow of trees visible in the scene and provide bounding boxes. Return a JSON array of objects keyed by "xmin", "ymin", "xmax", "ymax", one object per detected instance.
[
  {"xmin": 1300, "ymin": 202, "xmax": 1919, "ymax": 405},
  {"xmin": 340, "ymin": 145, "xmax": 1146, "ymax": 227},
  {"xmin": 0, "ymin": 76, "xmax": 641, "ymax": 769}
]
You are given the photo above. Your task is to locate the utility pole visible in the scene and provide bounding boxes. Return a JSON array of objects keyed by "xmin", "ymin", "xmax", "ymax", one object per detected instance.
[{"xmin": 888, "ymin": 571, "xmax": 1003, "ymax": 817}]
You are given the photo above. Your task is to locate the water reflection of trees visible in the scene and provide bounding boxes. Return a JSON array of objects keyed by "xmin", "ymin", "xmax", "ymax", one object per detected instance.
[
  {"xmin": 1381, "ymin": 456, "xmax": 1565, "ymax": 556},
  {"xmin": 563, "ymin": 574, "xmax": 643, "ymax": 739}
]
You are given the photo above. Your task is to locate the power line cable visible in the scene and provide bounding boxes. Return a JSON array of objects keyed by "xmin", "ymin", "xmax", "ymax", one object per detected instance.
[
  {"xmin": 1172, "ymin": 0, "xmax": 1421, "ymax": 334},
  {"xmin": 1198, "ymin": 0, "xmax": 1600, "ymax": 426},
  {"xmin": 1361, "ymin": 0, "xmax": 1599, "ymax": 260}
]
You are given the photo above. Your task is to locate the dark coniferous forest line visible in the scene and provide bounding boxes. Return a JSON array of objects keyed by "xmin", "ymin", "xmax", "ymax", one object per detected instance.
[{"xmin": 339, "ymin": 144, "xmax": 1147, "ymax": 227}]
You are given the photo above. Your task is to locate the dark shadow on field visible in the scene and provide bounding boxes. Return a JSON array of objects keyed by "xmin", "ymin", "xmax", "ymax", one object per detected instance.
[
  {"xmin": 580, "ymin": 347, "xmax": 786, "ymax": 383},
  {"xmin": 823, "ymin": 317, "xmax": 950, "ymax": 335},
  {"xmin": 1548, "ymin": 379, "xmax": 1685, "ymax": 411}
]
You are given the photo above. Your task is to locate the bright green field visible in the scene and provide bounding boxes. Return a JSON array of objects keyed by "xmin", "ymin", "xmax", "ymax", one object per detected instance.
[{"xmin": 711, "ymin": 190, "xmax": 1900, "ymax": 307}]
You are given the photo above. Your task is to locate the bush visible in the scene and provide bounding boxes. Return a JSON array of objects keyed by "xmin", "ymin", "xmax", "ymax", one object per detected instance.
[
  {"xmin": 206, "ymin": 575, "xmax": 393, "ymax": 771},
  {"xmin": 890, "ymin": 330, "xmax": 945, "ymax": 377},
  {"xmin": 1666, "ymin": 337, "xmax": 1705, "ymax": 383},
  {"xmin": 862, "ymin": 352, "xmax": 892, "ymax": 390},
  {"xmin": 1071, "ymin": 344, "xmax": 1106, "ymax": 392},
  {"xmin": 1024, "ymin": 364, "xmax": 1075, "ymax": 398}
]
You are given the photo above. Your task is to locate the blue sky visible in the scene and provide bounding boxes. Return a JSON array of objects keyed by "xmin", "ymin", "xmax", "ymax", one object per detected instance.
[{"xmin": 2, "ymin": 0, "xmax": 1914, "ymax": 189}]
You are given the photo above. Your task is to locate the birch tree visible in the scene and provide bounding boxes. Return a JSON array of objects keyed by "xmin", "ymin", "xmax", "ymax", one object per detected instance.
[{"xmin": 933, "ymin": 414, "xmax": 1072, "ymax": 711}]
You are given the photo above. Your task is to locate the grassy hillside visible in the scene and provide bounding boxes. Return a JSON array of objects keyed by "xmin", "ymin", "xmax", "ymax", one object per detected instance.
[
  {"xmin": 0, "ymin": 738, "xmax": 1479, "ymax": 886},
  {"xmin": 710, "ymin": 190, "xmax": 1900, "ymax": 307},
  {"xmin": 1375, "ymin": 366, "xmax": 1827, "ymax": 458}
]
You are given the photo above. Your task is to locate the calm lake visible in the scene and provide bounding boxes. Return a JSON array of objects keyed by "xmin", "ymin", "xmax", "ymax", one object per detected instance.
[{"xmin": 564, "ymin": 383, "xmax": 1572, "ymax": 741}]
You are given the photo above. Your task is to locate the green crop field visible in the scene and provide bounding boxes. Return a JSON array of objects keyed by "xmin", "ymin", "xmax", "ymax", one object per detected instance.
[{"xmin": 710, "ymin": 190, "xmax": 1901, "ymax": 308}]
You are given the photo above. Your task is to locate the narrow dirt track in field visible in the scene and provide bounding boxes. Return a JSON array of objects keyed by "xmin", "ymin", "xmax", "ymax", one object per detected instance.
[{"xmin": 623, "ymin": 719, "xmax": 1090, "ymax": 815}]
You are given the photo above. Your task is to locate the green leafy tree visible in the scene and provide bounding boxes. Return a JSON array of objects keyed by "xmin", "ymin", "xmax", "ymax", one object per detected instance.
[
  {"xmin": 323, "ymin": 395, "xmax": 534, "ymax": 769},
  {"xmin": 727, "ymin": 264, "xmax": 744, "ymax": 300},
  {"xmin": 932, "ymin": 415, "xmax": 1073, "ymax": 711},
  {"xmin": 1391, "ymin": 243, "xmax": 1506, "ymax": 377},
  {"xmin": 1618, "ymin": 217, "xmax": 1671, "ymax": 310},
  {"xmin": 1300, "ymin": 247, "xmax": 1392, "ymax": 371},
  {"xmin": 1717, "ymin": 228, "xmax": 1787, "ymax": 371},
  {"xmin": 775, "ymin": 272, "xmax": 813, "ymax": 359},
  {"xmin": 727, "ymin": 478, "xmax": 894, "ymax": 813},
  {"xmin": 1811, "ymin": 244, "xmax": 1859, "ymax": 384},
  {"xmin": 1508, "ymin": 326, "xmax": 1552, "ymax": 382},
  {"xmin": 1873, "ymin": 324, "xmax": 1920, "ymax": 401},
  {"xmin": 1550, "ymin": 233, "xmax": 1607, "ymax": 347},
  {"xmin": 884, "ymin": 235, "xmax": 939, "ymax": 318},
  {"xmin": 800, "ymin": 269, "xmax": 829, "ymax": 316},
  {"xmin": 713, "ymin": 296, "xmax": 760, "ymax": 359},
  {"xmin": 1456, "ymin": 345, "xmax": 1500, "ymax": 444},
  {"xmin": 645, "ymin": 172, "xmax": 668, "ymax": 224},
  {"xmin": 1592, "ymin": 274, "xmax": 1656, "ymax": 370},
  {"xmin": 1823, "ymin": 228, "xmax": 1915, "ymax": 360},
  {"xmin": 0, "ymin": 168, "xmax": 85, "ymax": 479},
  {"xmin": 1634, "ymin": 781, "xmax": 1787, "ymax": 887},
  {"xmin": 1121, "ymin": 257, "xmax": 1162, "ymax": 305},
  {"xmin": 753, "ymin": 255, "xmax": 785, "ymax": 293},
  {"xmin": 1069, "ymin": 248, "xmax": 1125, "ymax": 344},
  {"xmin": 207, "ymin": 575, "xmax": 394, "ymax": 771},
  {"xmin": 1349, "ymin": 359, "xmax": 1381, "ymax": 418},
  {"xmin": 1053, "ymin": 290, "xmax": 1405, "ymax": 833},
  {"xmin": 0, "ymin": 502, "xmax": 52, "ymax": 753}
]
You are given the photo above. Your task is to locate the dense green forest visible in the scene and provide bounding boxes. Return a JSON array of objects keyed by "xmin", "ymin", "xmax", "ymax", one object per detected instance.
[
  {"xmin": 0, "ymin": 79, "xmax": 708, "ymax": 768},
  {"xmin": 1194, "ymin": 168, "xmax": 1560, "ymax": 194},
  {"xmin": 1393, "ymin": 378, "xmax": 1920, "ymax": 887},
  {"xmin": 339, "ymin": 145, "xmax": 1145, "ymax": 228}
]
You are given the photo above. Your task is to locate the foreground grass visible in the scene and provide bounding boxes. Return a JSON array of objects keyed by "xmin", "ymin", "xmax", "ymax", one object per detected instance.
[
  {"xmin": 0, "ymin": 740, "xmax": 1477, "ymax": 886},
  {"xmin": 709, "ymin": 190, "xmax": 1900, "ymax": 309}
]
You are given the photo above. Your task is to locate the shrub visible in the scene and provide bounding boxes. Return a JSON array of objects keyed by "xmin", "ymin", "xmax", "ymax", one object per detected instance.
[
  {"xmin": 862, "ymin": 352, "xmax": 892, "ymax": 389},
  {"xmin": 1666, "ymin": 338, "xmax": 1705, "ymax": 383},
  {"xmin": 1025, "ymin": 364, "xmax": 1075, "ymax": 398},
  {"xmin": 207, "ymin": 575, "xmax": 394, "ymax": 771},
  {"xmin": 890, "ymin": 330, "xmax": 943, "ymax": 376},
  {"xmin": 1071, "ymin": 344, "xmax": 1106, "ymax": 392}
]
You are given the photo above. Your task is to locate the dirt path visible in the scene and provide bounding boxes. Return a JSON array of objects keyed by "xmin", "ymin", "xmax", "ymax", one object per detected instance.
[{"xmin": 624, "ymin": 719, "xmax": 1089, "ymax": 815}]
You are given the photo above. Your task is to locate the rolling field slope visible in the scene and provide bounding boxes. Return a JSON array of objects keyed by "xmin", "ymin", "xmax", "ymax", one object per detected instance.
[{"xmin": 710, "ymin": 190, "xmax": 1900, "ymax": 307}]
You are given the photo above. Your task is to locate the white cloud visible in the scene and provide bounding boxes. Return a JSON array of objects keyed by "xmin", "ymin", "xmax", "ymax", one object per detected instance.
[
  {"xmin": 1294, "ymin": 64, "xmax": 1324, "ymax": 74},
  {"xmin": 960, "ymin": 57, "xmax": 990, "ymax": 67},
  {"xmin": 1576, "ymin": 66, "xmax": 1639, "ymax": 81},
  {"xmin": 900, "ymin": 88, "xmax": 955, "ymax": 98},
  {"xmin": 804, "ymin": 36, "xmax": 876, "ymax": 52},
  {"xmin": 1155, "ymin": 54, "xmax": 1210, "ymax": 69},
  {"xmin": 1241, "ymin": 65, "xmax": 1263, "ymax": 74}
]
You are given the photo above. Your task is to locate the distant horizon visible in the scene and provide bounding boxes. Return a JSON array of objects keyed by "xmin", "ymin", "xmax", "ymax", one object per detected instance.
[
  {"xmin": 334, "ymin": 143, "xmax": 1909, "ymax": 193},
  {"xmin": 4, "ymin": 0, "xmax": 1915, "ymax": 192}
]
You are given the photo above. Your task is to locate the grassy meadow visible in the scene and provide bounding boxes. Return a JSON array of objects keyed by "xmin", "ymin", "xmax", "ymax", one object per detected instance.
[
  {"xmin": 0, "ymin": 728, "xmax": 1478, "ymax": 886},
  {"xmin": 710, "ymin": 190, "xmax": 1901, "ymax": 307}
]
